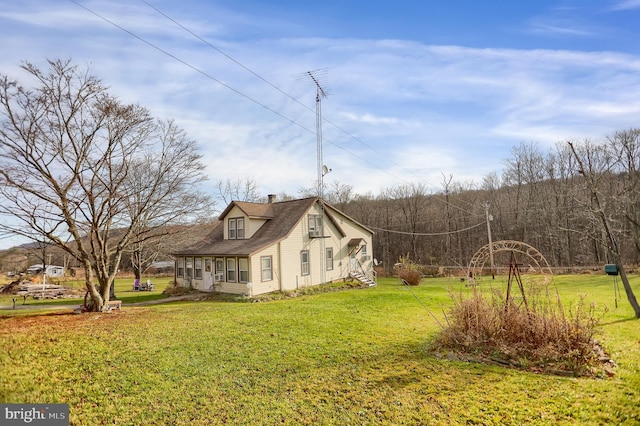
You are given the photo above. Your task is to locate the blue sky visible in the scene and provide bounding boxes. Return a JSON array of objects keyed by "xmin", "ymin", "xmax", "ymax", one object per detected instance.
[{"xmin": 1, "ymin": 1, "xmax": 640, "ymax": 248}]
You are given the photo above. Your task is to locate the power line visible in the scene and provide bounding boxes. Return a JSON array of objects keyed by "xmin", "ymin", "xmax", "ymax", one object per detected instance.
[
  {"xmin": 71, "ymin": 0, "xmax": 477, "ymax": 217},
  {"xmin": 137, "ymin": 0, "xmax": 477, "ymax": 215},
  {"xmin": 367, "ymin": 221, "xmax": 484, "ymax": 236},
  {"xmin": 140, "ymin": 0, "xmax": 315, "ymax": 113},
  {"xmin": 71, "ymin": 0, "xmax": 415, "ymax": 185},
  {"xmin": 70, "ymin": 0, "xmax": 314, "ymax": 136}
]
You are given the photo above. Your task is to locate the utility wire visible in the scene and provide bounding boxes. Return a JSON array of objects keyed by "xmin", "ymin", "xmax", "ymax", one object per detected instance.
[
  {"xmin": 368, "ymin": 221, "xmax": 484, "ymax": 236},
  {"xmin": 138, "ymin": 0, "xmax": 477, "ymax": 216},
  {"xmin": 70, "ymin": 0, "xmax": 312, "ymax": 136},
  {"xmin": 71, "ymin": 1, "xmax": 414, "ymax": 185},
  {"xmin": 399, "ymin": 281, "xmax": 444, "ymax": 329},
  {"xmin": 72, "ymin": 0, "xmax": 476, "ymax": 218}
]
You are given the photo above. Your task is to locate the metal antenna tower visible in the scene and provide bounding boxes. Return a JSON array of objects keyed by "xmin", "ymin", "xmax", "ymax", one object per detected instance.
[
  {"xmin": 295, "ymin": 69, "xmax": 328, "ymax": 196},
  {"xmin": 296, "ymin": 69, "xmax": 329, "ymax": 285}
]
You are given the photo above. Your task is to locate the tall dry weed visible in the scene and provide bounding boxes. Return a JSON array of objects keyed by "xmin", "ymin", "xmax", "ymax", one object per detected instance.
[{"xmin": 434, "ymin": 277, "xmax": 608, "ymax": 376}]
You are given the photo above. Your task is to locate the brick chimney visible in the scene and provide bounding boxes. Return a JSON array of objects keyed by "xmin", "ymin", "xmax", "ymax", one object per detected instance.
[{"xmin": 267, "ymin": 194, "xmax": 276, "ymax": 203}]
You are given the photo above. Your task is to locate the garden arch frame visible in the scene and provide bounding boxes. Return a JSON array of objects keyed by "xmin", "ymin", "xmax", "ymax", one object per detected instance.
[{"xmin": 466, "ymin": 240, "xmax": 553, "ymax": 284}]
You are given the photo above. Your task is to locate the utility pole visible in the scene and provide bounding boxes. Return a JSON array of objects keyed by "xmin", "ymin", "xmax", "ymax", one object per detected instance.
[
  {"xmin": 483, "ymin": 202, "xmax": 495, "ymax": 278},
  {"xmin": 41, "ymin": 242, "xmax": 47, "ymax": 296}
]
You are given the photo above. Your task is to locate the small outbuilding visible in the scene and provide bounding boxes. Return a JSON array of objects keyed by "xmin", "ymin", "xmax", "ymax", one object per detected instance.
[{"xmin": 26, "ymin": 264, "xmax": 65, "ymax": 278}]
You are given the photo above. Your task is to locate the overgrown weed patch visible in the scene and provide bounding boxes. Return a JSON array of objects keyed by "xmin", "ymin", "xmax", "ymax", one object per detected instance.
[{"xmin": 432, "ymin": 276, "xmax": 615, "ymax": 377}]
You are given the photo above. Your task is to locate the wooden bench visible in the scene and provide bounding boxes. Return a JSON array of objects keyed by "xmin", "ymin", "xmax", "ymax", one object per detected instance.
[{"xmin": 106, "ymin": 300, "xmax": 122, "ymax": 311}]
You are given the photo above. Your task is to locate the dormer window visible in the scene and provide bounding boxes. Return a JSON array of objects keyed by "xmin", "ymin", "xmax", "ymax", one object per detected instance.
[
  {"xmin": 308, "ymin": 214, "xmax": 323, "ymax": 238},
  {"xmin": 229, "ymin": 217, "xmax": 244, "ymax": 239}
]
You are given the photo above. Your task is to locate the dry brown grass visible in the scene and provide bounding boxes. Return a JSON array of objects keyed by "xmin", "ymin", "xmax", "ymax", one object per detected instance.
[{"xmin": 433, "ymin": 277, "xmax": 610, "ymax": 377}]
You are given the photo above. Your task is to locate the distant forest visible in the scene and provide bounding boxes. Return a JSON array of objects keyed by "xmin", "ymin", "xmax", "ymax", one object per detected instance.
[{"xmin": 324, "ymin": 130, "xmax": 640, "ymax": 274}]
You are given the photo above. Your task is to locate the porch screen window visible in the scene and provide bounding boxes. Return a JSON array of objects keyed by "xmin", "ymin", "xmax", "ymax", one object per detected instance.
[
  {"xmin": 177, "ymin": 259, "xmax": 184, "ymax": 277},
  {"xmin": 301, "ymin": 250, "xmax": 310, "ymax": 276},
  {"xmin": 261, "ymin": 256, "xmax": 272, "ymax": 281},
  {"xmin": 226, "ymin": 258, "xmax": 236, "ymax": 282},
  {"xmin": 215, "ymin": 258, "xmax": 225, "ymax": 281},
  {"xmin": 238, "ymin": 258, "xmax": 249, "ymax": 283},
  {"xmin": 185, "ymin": 258, "xmax": 193, "ymax": 278},
  {"xmin": 326, "ymin": 248, "xmax": 334, "ymax": 271},
  {"xmin": 194, "ymin": 258, "xmax": 202, "ymax": 279}
]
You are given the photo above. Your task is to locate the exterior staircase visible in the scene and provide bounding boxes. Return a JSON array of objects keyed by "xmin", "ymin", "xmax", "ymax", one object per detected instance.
[{"xmin": 350, "ymin": 271, "xmax": 377, "ymax": 287}]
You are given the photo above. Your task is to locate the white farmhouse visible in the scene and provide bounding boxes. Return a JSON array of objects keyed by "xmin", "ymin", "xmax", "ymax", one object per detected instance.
[{"xmin": 173, "ymin": 196, "xmax": 375, "ymax": 296}]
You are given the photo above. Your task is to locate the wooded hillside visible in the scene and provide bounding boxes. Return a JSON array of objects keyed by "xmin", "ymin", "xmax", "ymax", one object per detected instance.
[{"xmin": 330, "ymin": 132, "xmax": 640, "ymax": 274}]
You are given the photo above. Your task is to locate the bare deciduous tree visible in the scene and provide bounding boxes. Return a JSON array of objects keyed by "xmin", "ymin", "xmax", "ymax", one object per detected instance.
[
  {"xmin": 568, "ymin": 140, "xmax": 640, "ymax": 318},
  {"xmin": 384, "ymin": 182, "xmax": 429, "ymax": 261},
  {"xmin": 323, "ymin": 181, "xmax": 354, "ymax": 211},
  {"xmin": 609, "ymin": 128, "xmax": 640, "ymax": 262},
  {"xmin": 0, "ymin": 59, "xmax": 212, "ymax": 311},
  {"xmin": 215, "ymin": 178, "xmax": 261, "ymax": 204}
]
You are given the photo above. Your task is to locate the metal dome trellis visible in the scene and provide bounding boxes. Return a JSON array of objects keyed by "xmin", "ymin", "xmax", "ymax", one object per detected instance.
[{"xmin": 466, "ymin": 240, "xmax": 553, "ymax": 284}]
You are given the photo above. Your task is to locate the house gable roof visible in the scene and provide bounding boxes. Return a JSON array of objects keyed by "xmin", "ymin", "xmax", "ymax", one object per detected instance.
[
  {"xmin": 173, "ymin": 197, "xmax": 374, "ymax": 257},
  {"xmin": 219, "ymin": 201, "xmax": 274, "ymax": 220},
  {"xmin": 323, "ymin": 202, "xmax": 375, "ymax": 235},
  {"xmin": 174, "ymin": 197, "xmax": 318, "ymax": 256}
]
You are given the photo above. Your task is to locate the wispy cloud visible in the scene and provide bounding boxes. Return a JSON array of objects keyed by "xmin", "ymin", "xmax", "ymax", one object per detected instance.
[
  {"xmin": 1, "ymin": 0, "xmax": 640, "ymax": 199},
  {"xmin": 611, "ymin": 0, "xmax": 640, "ymax": 10},
  {"xmin": 529, "ymin": 22, "xmax": 594, "ymax": 37}
]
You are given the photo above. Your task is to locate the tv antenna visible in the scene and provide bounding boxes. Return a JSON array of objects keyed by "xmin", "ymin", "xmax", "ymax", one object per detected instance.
[
  {"xmin": 295, "ymin": 69, "xmax": 329, "ymax": 197},
  {"xmin": 296, "ymin": 69, "xmax": 329, "ymax": 286}
]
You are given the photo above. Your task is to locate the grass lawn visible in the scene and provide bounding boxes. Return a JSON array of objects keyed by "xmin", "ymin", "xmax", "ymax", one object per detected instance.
[
  {"xmin": 0, "ymin": 276, "xmax": 174, "ymax": 309},
  {"xmin": 1, "ymin": 274, "xmax": 639, "ymax": 425}
]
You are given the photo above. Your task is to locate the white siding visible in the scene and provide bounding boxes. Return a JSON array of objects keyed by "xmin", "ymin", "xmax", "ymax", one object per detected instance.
[
  {"xmin": 279, "ymin": 218, "xmax": 308, "ymax": 291},
  {"xmin": 175, "ymin": 199, "xmax": 373, "ymax": 295},
  {"xmin": 275, "ymin": 202, "xmax": 376, "ymax": 291},
  {"xmin": 246, "ymin": 218, "xmax": 267, "ymax": 239},
  {"xmin": 249, "ymin": 246, "xmax": 280, "ymax": 295}
]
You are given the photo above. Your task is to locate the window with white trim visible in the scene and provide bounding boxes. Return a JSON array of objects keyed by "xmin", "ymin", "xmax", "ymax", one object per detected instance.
[
  {"xmin": 177, "ymin": 259, "xmax": 184, "ymax": 277},
  {"xmin": 215, "ymin": 258, "xmax": 225, "ymax": 281},
  {"xmin": 326, "ymin": 248, "xmax": 334, "ymax": 271},
  {"xmin": 194, "ymin": 258, "xmax": 202, "ymax": 279},
  {"xmin": 261, "ymin": 256, "xmax": 272, "ymax": 281},
  {"xmin": 228, "ymin": 217, "xmax": 245, "ymax": 239},
  {"xmin": 238, "ymin": 258, "xmax": 249, "ymax": 283},
  {"xmin": 301, "ymin": 250, "xmax": 310, "ymax": 276},
  {"xmin": 308, "ymin": 214, "xmax": 323, "ymax": 237},
  {"xmin": 185, "ymin": 258, "xmax": 193, "ymax": 279},
  {"xmin": 226, "ymin": 258, "xmax": 236, "ymax": 282},
  {"xmin": 237, "ymin": 218, "xmax": 245, "ymax": 239}
]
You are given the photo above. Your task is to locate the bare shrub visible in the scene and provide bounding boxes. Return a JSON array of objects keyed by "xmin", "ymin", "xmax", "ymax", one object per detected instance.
[
  {"xmin": 395, "ymin": 254, "xmax": 422, "ymax": 285},
  {"xmin": 163, "ymin": 282, "xmax": 195, "ymax": 297},
  {"xmin": 434, "ymin": 277, "xmax": 609, "ymax": 377}
]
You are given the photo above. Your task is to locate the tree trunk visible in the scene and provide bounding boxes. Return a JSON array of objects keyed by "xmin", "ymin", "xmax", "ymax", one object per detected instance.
[
  {"xmin": 616, "ymin": 261, "xmax": 640, "ymax": 318},
  {"xmin": 85, "ymin": 268, "xmax": 104, "ymax": 312}
]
